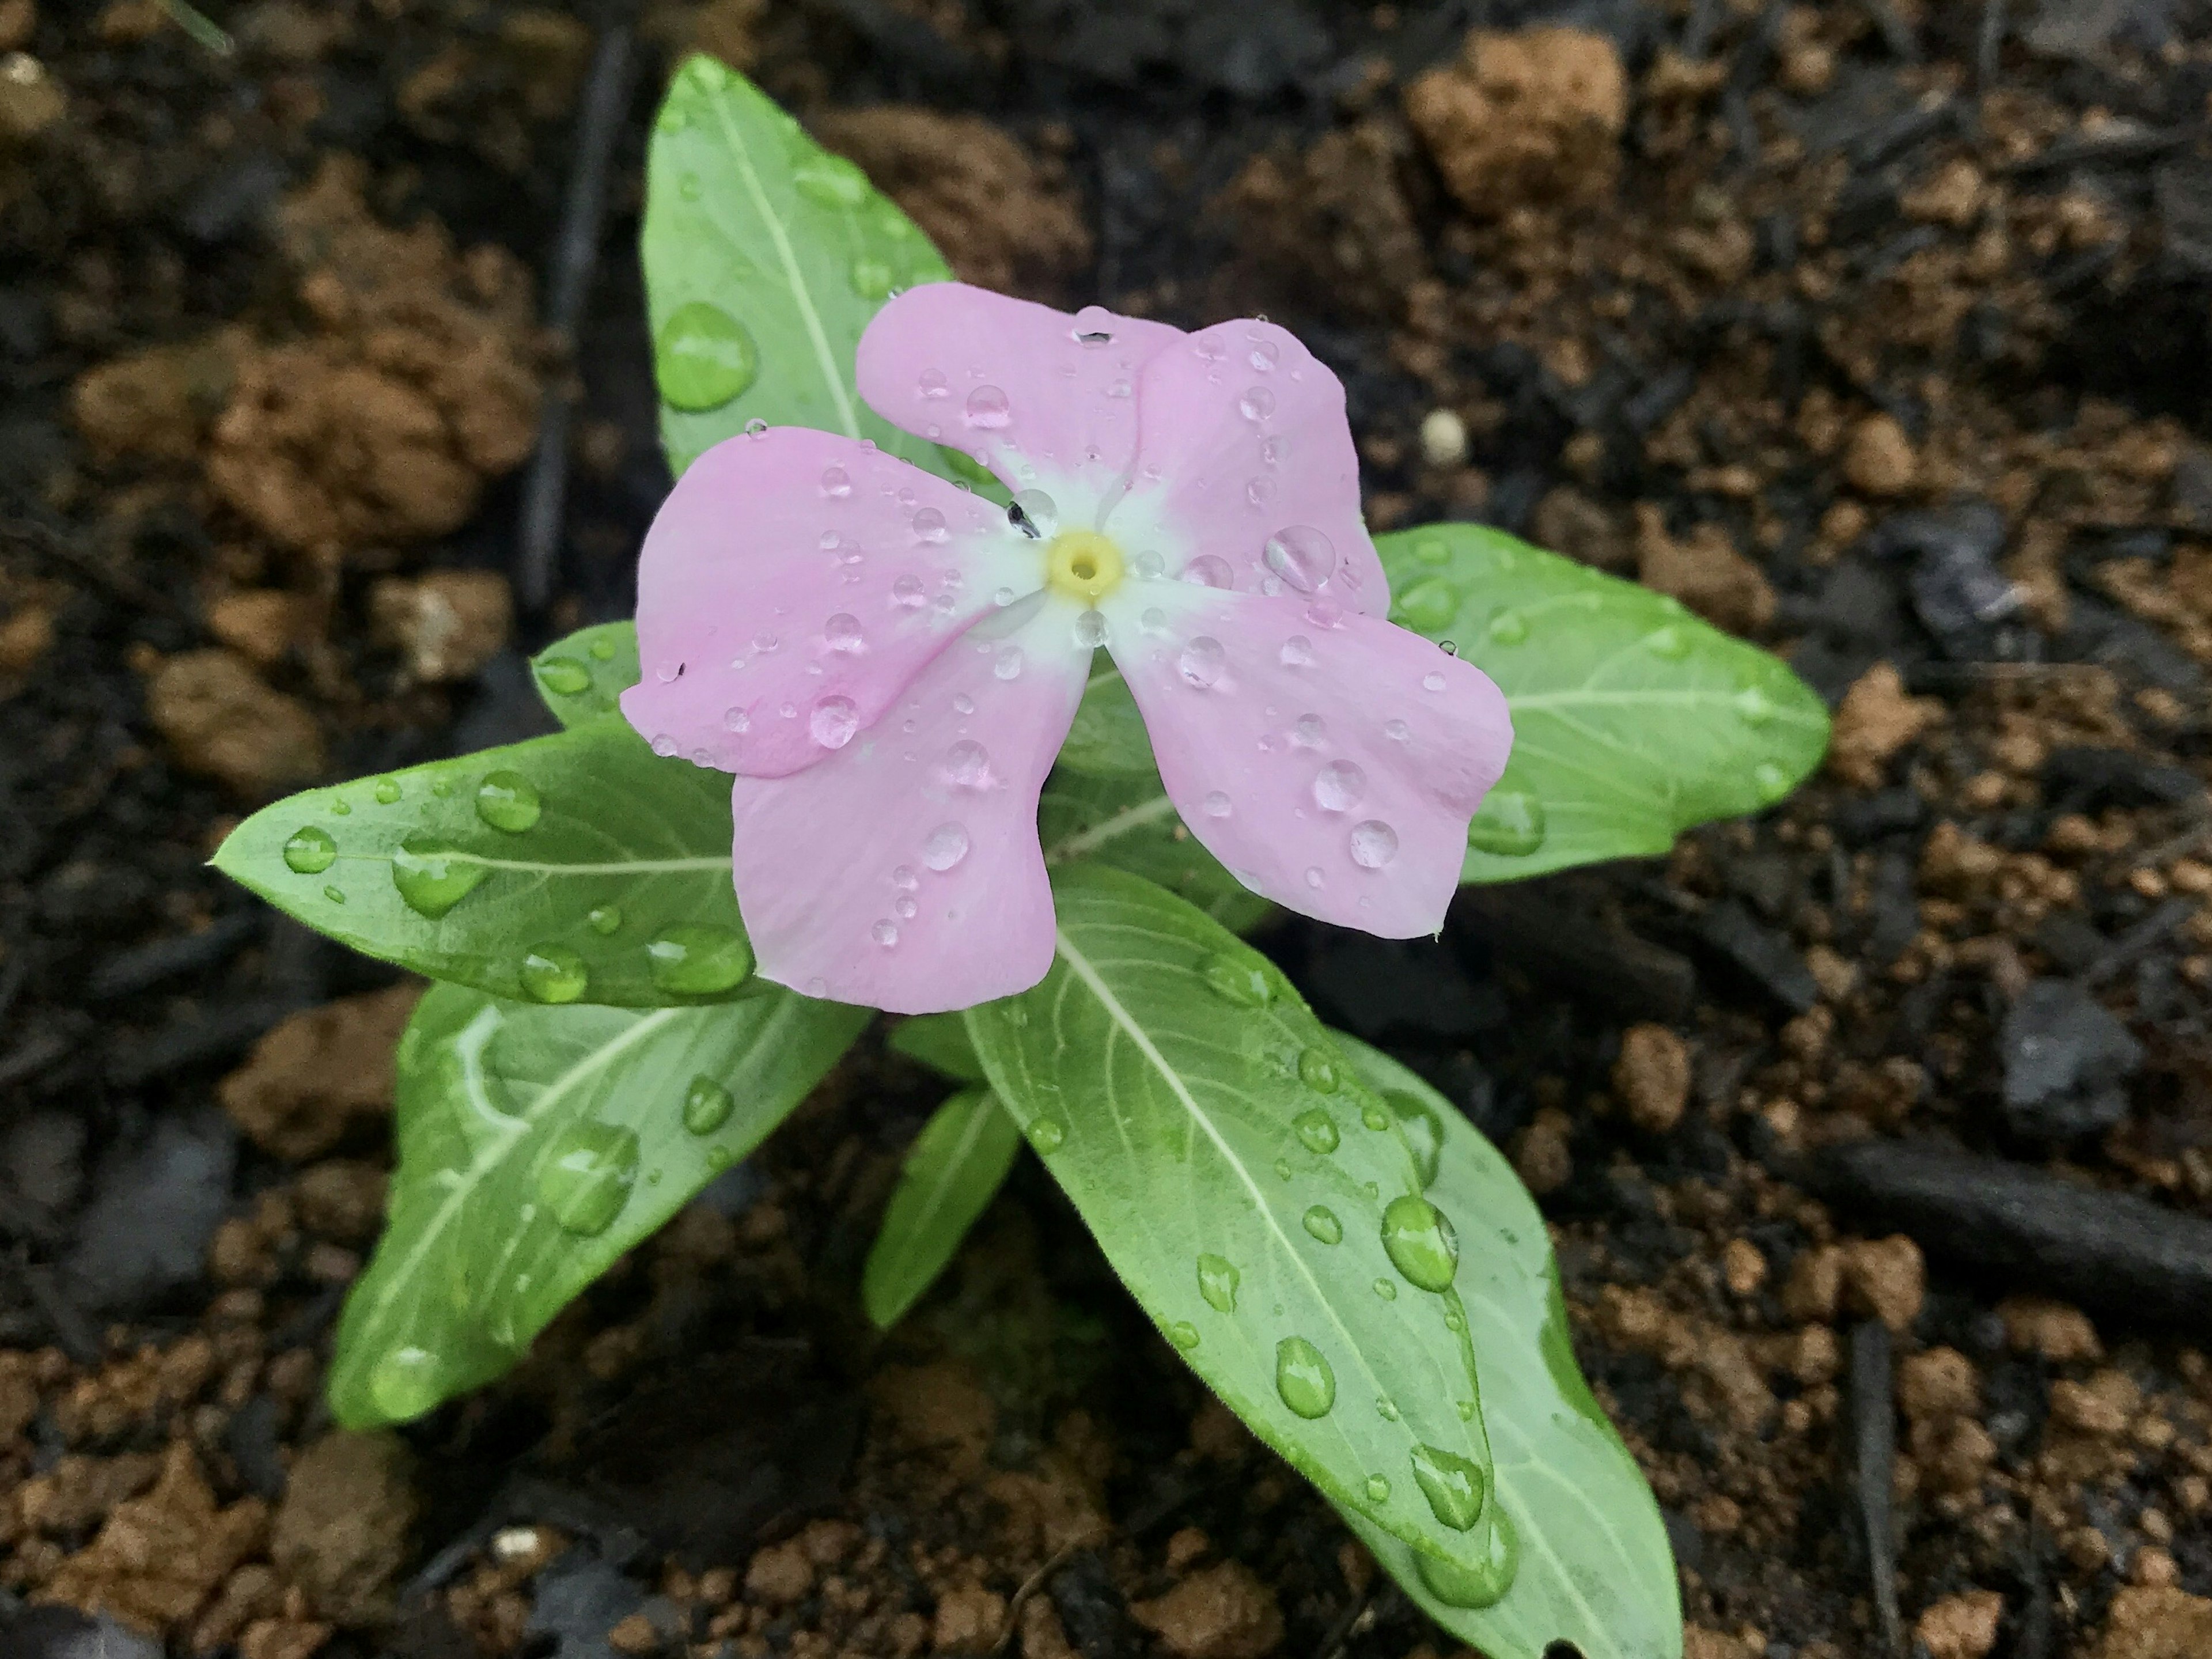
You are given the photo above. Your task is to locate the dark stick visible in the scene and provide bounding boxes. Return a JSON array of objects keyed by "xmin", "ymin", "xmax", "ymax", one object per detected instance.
[
  {"xmin": 1976, "ymin": 0, "xmax": 2005, "ymax": 91},
  {"xmin": 516, "ymin": 23, "xmax": 636, "ymax": 613},
  {"xmin": 1849, "ymin": 1320, "xmax": 1903, "ymax": 1657}
]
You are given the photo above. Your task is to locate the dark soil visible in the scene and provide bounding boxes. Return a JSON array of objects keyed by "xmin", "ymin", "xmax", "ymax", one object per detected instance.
[{"xmin": 8, "ymin": 2, "xmax": 2212, "ymax": 1658}]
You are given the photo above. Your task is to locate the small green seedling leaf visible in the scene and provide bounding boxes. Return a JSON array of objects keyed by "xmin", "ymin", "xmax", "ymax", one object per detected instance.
[
  {"xmin": 1041, "ymin": 770, "xmax": 1270, "ymax": 934},
  {"xmin": 643, "ymin": 55, "xmax": 983, "ymax": 487},
  {"xmin": 329, "ymin": 982, "xmax": 868, "ymax": 1427},
  {"xmin": 532, "ymin": 623, "xmax": 641, "ymax": 728},
  {"xmin": 862, "ymin": 1087, "xmax": 1022, "ymax": 1328},
  {"xmin": 888, "ymin": 1013, "xmax": 987, "ymax": 1084},
  {"xmin": 214, "ymin": 721, "xmax": 752, "ymax": 1007},
  {"xmin": 967, "ymin": 863, "xmax": 1506, "ymax": 1578},
  {"xmin": 1329, "ymin": 1037, "xmax": 1681, "ymax": 1659},
  {"xmin": 1379, "ymin": 524, "xmax": 1828, "ymax": 882}
]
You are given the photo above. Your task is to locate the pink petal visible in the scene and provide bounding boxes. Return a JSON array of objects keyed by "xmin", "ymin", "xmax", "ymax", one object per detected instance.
[
  {"xmin": 729, "ymin": 600, "xmax": 1093, "ymax": 1013},
  {"xmin": 622, "ymin": 427, "xmax": 1038, "ymax": 778},
  {"xmin": 1105, "ymin": 320, "xmax": 1389, "ymax": 615},
  {"xmin": 1108, "ymin": 591, "xmax": 1510, "ymax": 937},
  {"xmin": 855, "ymin": 283, "xmax": 1185, "ymax": 507}
]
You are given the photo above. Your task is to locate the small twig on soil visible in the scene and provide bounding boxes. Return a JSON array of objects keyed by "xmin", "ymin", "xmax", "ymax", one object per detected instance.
[
  {"xmin": 516, "ymin": 22, "xmax": 635, "ymax": 613},
  {"xmin": 2083, "ymin": 896, "xmax": 2199, "ymax": 987},
  {"xmin": 1975, "ymin": 0, "xmax": 2006, "ymax": 90},
  {"xmin": 1849, "ymin": 1320, "xmax": 1903, "ymax": 1657},
  {"xmin": 1, "ymin": 515, "xmax": 185, "ymax": 620},
  {"xmin": 159, "ymin": 0, "xmax": 234, "ymax": 55},
  {"xmin": 989, "ymin": 1543, "xmax": 1080, "ymax": 1656}
]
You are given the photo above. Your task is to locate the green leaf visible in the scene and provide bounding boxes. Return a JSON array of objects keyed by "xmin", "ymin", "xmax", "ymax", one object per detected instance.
[
  {"xmin": 212, "ymin": 722, "xmax": 754, "ymax": 1007},
  {"xmin": 888, "ymin": 1013, "xmax": 986, "ymax": 1084},
  {"xmin": 329, "ymin": 981, "xmax": 868, "ymax": 1427},
  {"xmin": 862, "ymin": 1087, "xmax": 1022, "ymax": 1328},
  {"xmin": 1041, "ymin": 771, "xmax": 1270, "ymax": 934},
  {"xmin": 1330, "ymin": 1037, "xmax": 1680, "ymax": 1659},
  {"xmin": 1055, "ymin": 664, "xmax": 1157, "ymax": 778},
  {"xmin": 643, "ymin": 55, "xmax": 983, "ymax": 486},
  {"xmin": 532, "ymin": 622, "xmax": 641, "ymax": 728},
  {"xmin": 965, "ymin": 863, "xmax": 1509, "ymax": 1577},
  {"xmin": 1378, "ymin": 524, "xmax": 1829, "ymax": 883}
]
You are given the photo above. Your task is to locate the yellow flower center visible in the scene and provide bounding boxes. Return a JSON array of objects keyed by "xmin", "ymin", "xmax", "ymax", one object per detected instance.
[{"xmin": 1045, "ymin": 530, "xmax": 1124, "ymax": 605}]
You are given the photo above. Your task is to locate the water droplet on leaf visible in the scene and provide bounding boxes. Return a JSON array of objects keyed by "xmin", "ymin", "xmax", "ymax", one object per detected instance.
[
  {"xmin": 587, "ymin": 904, "xmax": 622, "ymax": 935},
  {"xmin": 1381, "ymin": 1195, "xmax": 1459, "ymax": 1291},
  {"xmin": 1199, "ymin": 955, "xmax": 1270, "ymax": 1007},
  {"xmin": 475, "ymin": 771, "xmax": 542, "ymax": 834},
  {"xmin": 657, "ymin": 302, "xmax": 759, "ymax": 411},
  {"xmin": 1465, "ymin": 790, "xmax": 1546, "ymax": 857},
  {"xmin": 536, "ymin": 656, "xmax": 591, "ymax": 695},
  {"xmin": 519, "ymin": 945, "xmax": 588, "ymax": 1003},
  {"xmin": 537, "ymin": 1122, "xmax": 641, "ymax": 1236},
  {"xmin": 1294, "ymin": 1108, "xmax": 1339, "ymax": 1153},
  {"xmin": 1408, "ymin": 1444, "xmax": 1486, "ymax": 1531},
  {"xmin": 391, "ymin": 837, "xmax": 487, "ymax": 918},
  {"xmin": 1302, "ymin": 1205, "xmax": 1343, "ymax": 1245},
  {"xmin": 647, "ymin": 926, "xmax": 755, "ymax": 995},
  {"xmin": 1275, "ymin": 1337, "xmax": 1337, "ymax": 1419},
  {"xmin": 1196, "ymin": 1253, "xmax": 1240, "ymax": 1312},
  {"xmin": 683, "ymin": 1075, "xmax": 735, "ymax": 1134},
  {"xmin": 283, "ymin": 826, "xmax": 336, "ymax": 874}
]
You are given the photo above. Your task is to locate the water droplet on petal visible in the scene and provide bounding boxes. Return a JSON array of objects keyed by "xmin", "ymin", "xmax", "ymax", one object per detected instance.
[
  {"xmin": 1305, "ymin": 866, "xmax": 1325, "ymax": 889},
  {"xmin": 283, "ymin": 826, "xmax": 336, "ymax": 874},
  {"xmin": 964, "ymin": 385, "xmax": 1011, "ymax": 429},
  {"xmin": 1313, "ymin": 760, "xmax": 1366, "ymax": 813},
  {"xmin": 1383, "ymin": 718, "xmax": 1410, "ymax": 743},
  {"xmin": 1279, "ymin": 635, "xmax": 1315, "ymax": 668},
  {"xmin": 1350, "ymin": 819, "xmax": 1398, "ymax": 869},
  {"xmin": 537, "ymin": 1122, "xmax": 640, "ymax": 1236},
  {"xmin": 872, "ymin": 919, "xmax": 900, "ymax": 948},
  {"xmin": 810, "ymin": 695, "xmax": 859, "ymax": 749},
  {"xmin": 1182, "ymin": 553, "xmax": 1234, "ymax": 589},
  {"xmin": 1293, "ymin": 714, "xmax": 1327, "ymax": 748},
  {"xmin": 1275, "ymin": 1337, "xmax": 1336, "ymax": 1419},
  {"xmin": 1197, "ymin": 1254, "xmax": 1240, "ymax": 1312},
  {"xmin": 993, "ymin": 644, "xmax": 1025, "ymax": 681},
  {"xmin": 475, "ymin": 770, "xmax": 542, "ymax": 834},
  {"xmin": 1074, "ymin": 609, "xmax": 1108, "ymax": 648},
  {"xmin": 824, "ymin": 613, "xmax": 866, "ymax": 653},
  {"xmin": 922, "ymin": 823, "xmax": 971, "ymax": 871},
  {"xmin": 1179, "ymin": 637, "xmax": 1226, "ymax": 688},
  {"xmin": 1263, "ymin": 525, "xmax": 1336, "ymax": 593},
  {"xmin": 1422, "ymin": 671, "xmax": 1448, "ymax": 692},
  {"xmin": 821, "ymin": 465, "xmax": 853, "ymax": 498},
  {"xmin": 1238, "ymin": 385, "xmax": 1275, "ymax": 422},
  {"xmin": 892, "ymin": 574, "xmax": 927, "ymax": 609},
  {"xmin": 1201, "ymin": 790, "xmax": 1232, "ymax": 819},
  {"xmin": 743, "ymin": 417, "xmax": 768, "ymax": 437},
  {"xmin": 1009, "ymin": 488, "xmax": 1059, "ymax": 537},
  {"xmin": 912, "ymin": 506, "xmax": 949, "ymax": 543},
  {"xmin": 1249, "ymin": 338, "xmax": 1281, "ymax": 372},
  {"xmin": 683, "ymin": 1075, "xmax": 736, "ymax": 1135},
  {"xmin": 940, "ymin": 740, "xmax": 993, "ymax": 790},
  {"xmin": 918, "ymin": 367, "xmax": 950, "ymax": 399}
]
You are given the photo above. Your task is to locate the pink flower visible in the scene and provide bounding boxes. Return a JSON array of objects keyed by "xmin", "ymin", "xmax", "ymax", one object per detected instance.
[{"xmin": 623, "ymin": 285, "xmax": 1511, "ymax": 1013}]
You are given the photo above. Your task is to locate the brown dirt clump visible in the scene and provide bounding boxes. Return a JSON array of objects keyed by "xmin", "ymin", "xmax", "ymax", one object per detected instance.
[
  {"xmin": 367, "ymin": 569, "xmax": 513, "ymax": 683},
  {"xmin": 810, "ymin": 108, "xmax": 1090, "ymax": 300},
  {"xmin": 270, "ymin": 1431, "xmax": 419, "ymax": 1627},
  {"xmin": 1222, "ymin": 120, "xmax": 1429, "ymax": 320},
  {"xmin": 2090, "ymin": 1586, "xmax": 2212, "ymax": 1659},
  {"xmin": 1130, "ymin": 1560, "xmax": 1284, "ymax": 1659},
  {"xmin": 1403, "ymin": 27, "xmax": 1626, "ymax": 219},
  {"xmin": 1632, "ymin": 505, "xmax": 1775, "ymax": 635},
  {"xmin": 70, "ymin": 327, "xmax": 251, "ymax": 464},
  {"xmin": 1613, "ymin": 1022, "xmax": 1691, "ymax": 1133},
  {"xmin": 143, "ymin": 649, "xmax": 324, "ymax": 796},
  {"xmin": 1841, "ymin": 412, "xmax": 1920, "ymax": 498},
  {"xmin": 35, "ymin": 1441, "xmax": 270, "ymax": 1637},
  {"xmin": 1828, "ymin": 662, "xmax": 1944, "ymax": 789},
  {"xmin": 217, "ymin": 986, "xmax": 421, "ymax": 1159},
  {"xmin": 207, "ymin": 158, "xmax": 544, "ymax": 558},
  {"xmin": 1915, "ymin": 1592, "xmax": 2003, "ymax": 1659}
]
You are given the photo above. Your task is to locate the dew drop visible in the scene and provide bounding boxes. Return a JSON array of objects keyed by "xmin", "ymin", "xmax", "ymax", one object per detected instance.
[
  {"xmin": 372, "ymin": 777, "xmax": 402, "ymax": 805},
  {"xmin": 922, "ymin": 822, "xmax": 971, "ymax": 871},
  {"xmin": 536, "ymin": 655, "xmax": 592, "ymax": 695},
  {"xmin": 647, "ymin": 926, "xmax": 755, "ymax": 995},
  {"xmin": 892, "ymin": 866, "xmax": 919, "ymax": 891},
  {"xmin": 912, "ymin": 506, "xmax": 950, "ymax": 543},
  {"xmin": 895, "ymin": 896, "xmax": 917, "ymax": 919},
  {"xmin": 1179, "ymin": 637, "xmax": 1226, "ymax": 688},
  {"xmin": 1366, "ymin": 1475, "xmax": 1392, "ymax": 1503},
  {"xmin": 1394, "ymin": 577, "xmax": 1460, "ymax": 634},
  {"xmin": 1073, "ymin": 609, "xmax": 1108, "ymax": 648},
  {"xmin": 1298, "ymin": 1048, "xmax": 1340, "ymax": 1094},
  {"xmin": 1181, "ymin": 553, "xmax": 1234, "ymax": 589},
  {"xmin": 536, "ymin": 1122, "xmax": 641, "ymax": 1236},
  {"xmin": 1413, "ymin": 536, "xmax": 1451, "ymax": 567},
  {"xmin": 586, "ymin": 904, "xmax": 622, "ymax": 935},
  {"xmin": 1422, "ymin": 671, "xmax": 1447, "ymax": 692},
  {"xmin": 1373, "ymin": 1277, "xmax": 1398, "ymax": 1301},
  {"xmin": 1733, "ymin": 684, "xmax": 1777, "ymax": 726},
  {"xmin": 1168, "ymin": 1321, "xmax": 1201, "ymax": 1351},
  {"xmin": 872, "ymin": 919, "xmax": 900, "ymax": 948},
  {"xmin": 1465, "ymin": 790, "xmax": 1547, "ymax": 857},
  {"xmin": 937, "ymin": 741, "xmax": 993, "ymax": 791},
  {"xmin": 322, "ymin": 885, "xmax": 346, "ymax": 904},
  {"xmin": 1196, "ymin": 1253, "xmax": 1240, "ymax": 1313},
  {"xmin": 1376, "ymin": 1395, "xmax": 1401, "ymax": 1422},
  {"xmin": 1028, "ymin": 1116, "xmax": 1067, "ymax": 1152},
  {"xmin": 1486, "ymin": 607, "xmax": 1528, "ymax": 645},
  {"xmin": 656, "ymin": 302, "xmax": 759, "ymax": 411},
  {"xmin": 1294, "ymin": 1108, "xmax": 1340, "ymax": 1154},
  {"xmin": 848, "ymin": 256, "xmax": 893, "ymax": 300},
  {"xmin": 1249, "ymin": 338, "xmax": 1281, "ymax": 372},
  {"xmin": 1303, "ymin": 1205, "xmax": 1344, "ymax": 1245},
  {"xmin": 368, "ymin": 1345, "xmax": 443, "ymax": 1422},
  {"xmin": 519, "ymin": 945, "xmax": 589, "ymax": 1004},
  {"xmin": 964, "ymin": 384, "xmax": 1011, "ymax": 429},
  {"xmin": 810, "ymin": 695, "xmax": 859, "ymax": 749},
  {"xmin": 1643, "ymin": 624, "xmax": 1691, "ymax": 660},
  {"xmin": 1009, "ymin": 488, "xmax": 1059, "ymax": 537},
  {"xmin": 1753, "ymin": 759, "xmax": 1793, "ymax": 802},
  {"xmin": 474, "ymin": 770, "xmax": 542, "ymax": 834},
  {"xmin": 1199, "ymin": 955, "xmax": 1271, "ymax": 1007},
  {"xmin": 1412, "ymin": 1514, "xmax": 1520, "ymax": 1608},
  {"xmin": 1387, "ymin": 1090, "xmax": 1446, "ymax": 1187},
  {"xmin": 1408, "ymin": 1444, "xmax": 1487, "ymax": 1532},
  {"xmin": 283, "ymin": 826, "xmax": 336, "ymax": 874},
  {"xmin": 1277, "ymin": 635, "xmax": 1315, "ymax": 669},
  {"xmin": 824, "ymin": 613, "xmax": 866, "ymax": 653},
  {"xmin": 793, "ymin": 154, "xmax": 871, "ymax": 209},
  {"xmin": 1202, "ymin": 790, "xmax": 1232, "ymax": 819},
  {"xmin": 1238, "ymin": 385, "xmax": 1275, "ymax": 422},
  {"xmin": 1313, "ymin": 760, "xmax": 1366, "ymax": 813},
  {"xmin": 391, "ymin": 837, "xmax": 487, "ymax": 918},
  {"xmin": 1305, "ymin": 866, "xmax": 1324, "ymax": 889},
  {"xmin": 1381, "ymin": 1195, "xmax": 1460, "ymax": 1292},
  {"xmin": 892, "ymin": 574, "xmax": 927, "ymax": 609},
  {"xmin": 706, "ymin": 1092, "xmax": 767, "ymax": 1162},
  {"xmin": 1383, "ymin": 718, "xmax": 1411, "ymax": 743},
  {"xmin": 821, "ymin": 465, "xmax": 853, "ymax": 498},
  {"xmin": 952, "ymin": 692, "xmax": 975, "ymax": 715},
  {"xmin": 1293, "ymin": 713, "xmax": 1327, "ymax": 748},
  {"xmin": 1349, "ymin": 819, "xmax": 1399, "ymax": 869},
  {"xmin": 724, "ymin": 706, "xmax": 752, "ymax": 734},
  {"xmin": 1263, "ymin": 525, "xmax": 1336, "ymax": 594},
  {"xmin": 917, "ymin": 367, "xmax": 950, "ymax": 399},
  {"xmin": 1361, "ymin": 1102, "xmax": 1391, "ymax": 1131},
  {"xmin": 1275, "ymin": 1338, "xmax": 1337, "ymax": 1419},
  {"xmin": 743, "ymin": 417, "xmax": 768, "ymax": 438},
  {"xmin": 994, "ymin": 644, "xmax": 1025, "ymax": 680}
]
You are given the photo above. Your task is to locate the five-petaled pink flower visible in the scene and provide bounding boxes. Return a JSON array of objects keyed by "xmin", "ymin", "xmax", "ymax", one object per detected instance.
[{"xmin": 622, "ymin": 285, "xmax": 1513, "ymax": 1013}]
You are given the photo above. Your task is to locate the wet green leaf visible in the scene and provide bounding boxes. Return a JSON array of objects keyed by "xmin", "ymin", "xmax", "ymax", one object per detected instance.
[
  {"xmin": 862, "ymin": 1087, "xmax": 1022, "ymax": 1328},
  {"xmin": 889, "ymin": 1013, "xmax": 986, "ymax": 1084},
  {"xmin": 1040, "ymin": 770, "xmax": 1270, "ymax": 934},
  {"xmin": 966, "ymin": 864, "xmax": 1506, "ymax": 1580},
  {"xmin": 643, "ymin": 55, "xmax": 982, "ymax": 487},
  {"xmin": 532, "ymin": 622, "xmax": 641, "ymax": 728},
  {"xmin": 329, "ymin": 982, "xmax": 867, "ymax": 1427},
  {"xmin": 1378, "ymin": 524, "xmax": 1828, "ymax": 883},
  {"xmin": 1331, "ymin": 1037, "xmax": 1680, "ymax": 1659},
  {"xmin": 1055, "ymin": 664, "xmax": 1156, "ymax": 778},
  {"xmin": 213, "ymin": 722, "xmax": 754, "ymax": 1007}
]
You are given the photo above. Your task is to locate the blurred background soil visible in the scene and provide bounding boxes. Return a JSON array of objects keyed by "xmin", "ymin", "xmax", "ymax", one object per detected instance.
[{"xmin": 8, "ymin": 1, "xmax": 2212, "ymax": 1656}]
